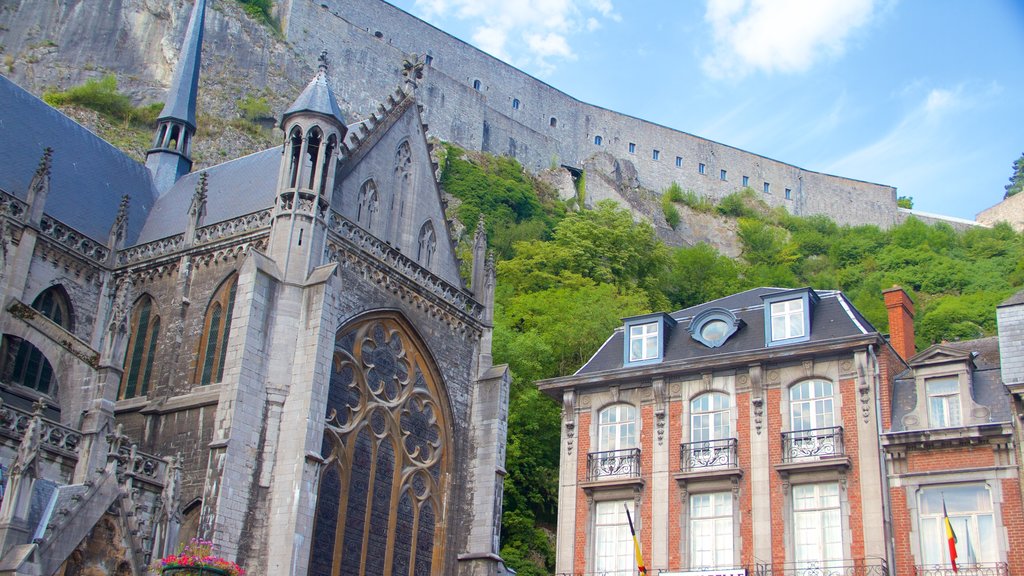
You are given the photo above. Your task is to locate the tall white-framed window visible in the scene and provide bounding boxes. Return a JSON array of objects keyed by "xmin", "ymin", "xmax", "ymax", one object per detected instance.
[
  {"xmin": 790, "ymin": 380, "xmax": 834, "ymax": 432},
  {"xmin": 629, "ymin": 322, "xmax": 659, "ymax": 362},
  {"xmin": 692, "ymin": 392, "xmax": 730, "ymax": 442},
  {"xmin": 599, "ymin": 404, "xmax": 637, "ymax": 452},
  {"xmin": 770, "ymin": 298, "xmax": 805, "ymax": 341},
  {"xmin": 918, "ymin": 484, "xmax": 997, "ymax": 567},
  {"xmin": 926, "ymin": 376, "xmax": 962, "ymax": 428},
  {"xmin": 594, "ymin": 500, "xmax": 637, "ymax": 576},
  {"xmin": 690, "ymin": 491, "xmax": 734, "ymax": 570},
  {"xmin": 793, "ymin": 482, "xmax": 843, "ymax": 570}
]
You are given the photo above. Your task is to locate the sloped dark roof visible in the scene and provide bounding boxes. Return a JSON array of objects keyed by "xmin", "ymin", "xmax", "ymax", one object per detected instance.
[
  {"xmin": 0, "ymin": 75, "xmax": 155, "ymax": 244},
  {"xmin": 136, "ymin": 147, "xmax": 281, "ymax": 244},
  {"xmin": 999, "ymin": 289, "xmax": 1024, "ymax": 307},
  {"xmin": 942, "ymin": 336, "xmax": 1000, "ymax": 370},
  {"xmin": 157, "ymin": 0, "xmax": 205, "ymax": 128},
  {"xmin": 575, "ymin": 287, "xmax": 876, "ymax": 375},
  {"xmin": 282, "ymin": 69, "xmax": 346, "ymax": 126}
]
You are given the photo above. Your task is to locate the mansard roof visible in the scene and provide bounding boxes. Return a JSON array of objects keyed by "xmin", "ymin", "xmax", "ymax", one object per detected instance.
[
  {"xmin": 136, "ymin": 147, "xmax": 280, "ymax": 244},
  {"xmin": 0, "ymin": 75, "xmax": 156, "ymax": 244},
  {"xmin": 570, "ymin": 287, "xmax": 878, "ymax": 378}
]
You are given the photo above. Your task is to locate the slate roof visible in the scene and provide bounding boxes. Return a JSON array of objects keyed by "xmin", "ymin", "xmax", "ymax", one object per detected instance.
[
  {"xmin": 282, "ymin": 68, "xmax": 346, "ymax": 126},
  {"xmin": 157, "ymin": 0, "xmax": 205, "ymax": 128},
  {"xmin": 575, "ymin": 287, "xmax": 876, "ymax": 375},
  {"xmin": 0, "ymin": 75, "xmax": 156, "ymax": 244},
  {"xmin": 999, "ymin": 289, "xmax": 1024, "ymax": 308},
  {"xmin": 136, "ymin": 147, "xmax": 281, "ymax": 244}
]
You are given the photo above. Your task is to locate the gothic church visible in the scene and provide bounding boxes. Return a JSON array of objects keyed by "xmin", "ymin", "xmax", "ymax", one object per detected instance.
[{"xmin": 0, "ymin": 0, "xmax": 510, "ymax": 574}]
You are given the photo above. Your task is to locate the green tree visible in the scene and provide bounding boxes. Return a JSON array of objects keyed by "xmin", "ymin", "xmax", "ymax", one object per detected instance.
[
  {"xmin": 1004, "ymin": 152, "xmax": 1024, "ymax": 198},
  {"xmin": 897, "ymin": 196, "xmax": 914, "ymax": 209}
]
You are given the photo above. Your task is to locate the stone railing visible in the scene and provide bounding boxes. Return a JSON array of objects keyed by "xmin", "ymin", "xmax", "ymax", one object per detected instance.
[
  {"xmin": 117, "ymin": 234, "xmax": 184, "ymax": 266},
  {"xmin": 326, "ymin": 210, "xmax": 484, "ymax": 322},
  {"xmin": 38, "ymin": 214, "xmax": 110, "ymax": 263},
  {"xmin": 586, "ymin": 448, "xmax": 641, "ymax": 481},
  {"xmin": 0, "ymin": 402, "xmax": 82, "ymax": 457},
  {"xmin": 193, "ymin": 208, "xmax": 273, "ymax": 245},
  {"xmin": 108, "ymin": 440, "xmax": 166, "ymax": 485},
  {"xmin": 0, "ymin": 191, "xmax": 28, "ymax": 221},
  {"xmin": 681, "ymin": 437, "xmax": 738, "ymax": 471},
  {"xmin": 782, "ymin": 426, "xmax": 845, "ymax": 462}
]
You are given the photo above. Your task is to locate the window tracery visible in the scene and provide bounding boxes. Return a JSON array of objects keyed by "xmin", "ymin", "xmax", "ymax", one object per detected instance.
[
  {"xmin": 195, "ymin": 274, "xmax": 238, "ymax": 386},
  {"xmin": 121, "ymin": 295, "xmax": 161, "ymax": 399}
]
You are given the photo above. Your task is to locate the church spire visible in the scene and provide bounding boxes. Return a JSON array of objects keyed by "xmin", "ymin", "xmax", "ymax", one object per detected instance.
[{"xmin": 146, "ymin": 0, "xmax": 207, "ymax": 195}]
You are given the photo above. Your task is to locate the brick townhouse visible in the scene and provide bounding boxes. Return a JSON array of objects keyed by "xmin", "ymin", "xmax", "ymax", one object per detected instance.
[{"xmin": 539, "ymin": 286, "xmax": 1024, "ymax": 576}]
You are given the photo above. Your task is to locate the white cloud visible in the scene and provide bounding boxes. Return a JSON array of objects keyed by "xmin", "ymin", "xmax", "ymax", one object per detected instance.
[
  {"xmin": 413, "ymin": 0, "xmax": 617, "ymax": 74},
  {"xmin": 701, "ymin": 0, "xmax": 877, "ymax": 79}
]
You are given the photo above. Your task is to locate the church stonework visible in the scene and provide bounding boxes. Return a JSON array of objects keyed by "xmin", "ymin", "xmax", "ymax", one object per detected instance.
[{"xmin": 0, "ymin": 1, "xmax": 510, "ymax": 575}]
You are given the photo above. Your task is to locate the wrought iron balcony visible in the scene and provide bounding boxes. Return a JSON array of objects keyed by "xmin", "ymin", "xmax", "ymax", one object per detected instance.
[
  {"xmin": 586, "ymin": 448, "xmax": 641, "ymax": 481},
  {"xmin": 915, "ymin": 563, "xmax": 1009, "ymax": 576},
  {"xmin": 680, "ymin": 437, "xmax": 739, "ymax": 471},
  {"xmin": 782, "ymin": 426, "xmax": 845, "ymax": 462},
  {"xmin": 754, "ymin": 558, "xmax": 888, "ymax": 576}
]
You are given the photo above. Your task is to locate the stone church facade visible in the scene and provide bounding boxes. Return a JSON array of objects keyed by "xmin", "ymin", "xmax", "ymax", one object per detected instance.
[{"xmin": 0, "ymin": 0, "xmax": 510, "ymax": 574}]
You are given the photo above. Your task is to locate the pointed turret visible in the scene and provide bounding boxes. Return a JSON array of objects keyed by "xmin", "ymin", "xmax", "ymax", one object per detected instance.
[
  {"xmin": 269, "ymin": 51, "xmax": 345, "ymax": 281},
  {"xmin": 146, "ymin": 0, "xmax": 206, "ymax": 195}
]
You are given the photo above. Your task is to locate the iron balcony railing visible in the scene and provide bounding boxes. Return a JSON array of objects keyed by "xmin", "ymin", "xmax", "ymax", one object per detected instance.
[
  {"xmin": 754, "ymin": 558, "xmax": 888, "ymax": 576},
  {"xmin": 781, "ymin": 426, "xmax": 845, "ymax": 462},
  {"xmin": 915, "ymin": 563, "xmax": 1009, "ymax": 576},
  {"xmin": 586, "ymin": 448, "xmax": 641, "ymax": 481},
  {"xmin": 680, "ymin": 437, "xmax": 739, "ymax": 471}
]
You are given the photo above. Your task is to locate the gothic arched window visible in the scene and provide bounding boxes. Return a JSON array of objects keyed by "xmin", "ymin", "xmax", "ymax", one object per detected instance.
[
  {"xmin": 288, "ymin": 126, "xmax": 303, "ymax": 189},
  {"xmin": 305, "ymin": 127, "xmax": 323, "ymax": 190},
  {"xmin": 310, "ymin": 314, "xmax": 452, "ymax": 576},
  {"xmin": 195, "ymin": 274, "xmax": 238, "ymax": 386},
  {"xmin": 0, "ymin": 286, "xmax": 74, "ymax": 396},
  {"xmin": 320, "ymin": 134, "xmax": 338, "ymax": 196},
  {"xmin": 121, "ymin": 296, "xmax": 161, "ymax": 399},
  {"xmin": 417, "ymin": 220, "xmax": 436, "ymax": 268},
  {"xmin": 357, "ymin": 180, "xmax": 380, "ymax": 230}
]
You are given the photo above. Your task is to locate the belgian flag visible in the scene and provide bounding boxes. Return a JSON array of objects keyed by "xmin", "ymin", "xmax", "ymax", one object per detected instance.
[
  {"xmin": 943, "ymin": 497, "xmax": 958, "ymax": 573},
  {"xmin": 624, "ymin": 505, "xmax": 647, "ymax": 575}
]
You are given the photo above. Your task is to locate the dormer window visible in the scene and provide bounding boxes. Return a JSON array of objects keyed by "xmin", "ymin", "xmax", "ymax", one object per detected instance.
[
  {"xmin": 629, "ymin": 323, "xmax": 659, "ymax": 362},
  {"xmin": 623, "ymin": 313, "xmax": 676, "ymax": 365},
  {"xmin": 762, "ymin": 288, "xmax": 818, "ymax": 346},
  {"xmin": 689, "ymin": 307, "xmax": 743, "ymax": 348},
  {"xmin": 770, "ymin": 299, "xmax": 804, "ymax": 340},
  {"xmin": 926, "ymin": 376, "xmax": 961, "ymax": 427}
]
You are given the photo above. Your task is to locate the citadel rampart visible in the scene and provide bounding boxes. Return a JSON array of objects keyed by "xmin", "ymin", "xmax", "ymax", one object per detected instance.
[{"xmin": 283, "ymin": 0, "xmax": 902, "ymax": 227}]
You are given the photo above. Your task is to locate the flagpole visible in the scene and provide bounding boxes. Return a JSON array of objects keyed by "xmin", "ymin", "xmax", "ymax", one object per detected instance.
[{"xmin": 942, "ymin": 494, "xmax": 959, "ymax": 574}]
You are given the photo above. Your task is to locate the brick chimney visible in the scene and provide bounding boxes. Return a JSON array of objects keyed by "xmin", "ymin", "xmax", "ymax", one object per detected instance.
[{"xmin": 883, "ymin": 286, "xmax": 915, "ymax": 361}]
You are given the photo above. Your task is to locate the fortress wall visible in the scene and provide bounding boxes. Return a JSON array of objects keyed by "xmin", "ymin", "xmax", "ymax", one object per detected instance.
[{"xmin": 270, "ymin": 0, "xmax": 907, "ymax": 227}]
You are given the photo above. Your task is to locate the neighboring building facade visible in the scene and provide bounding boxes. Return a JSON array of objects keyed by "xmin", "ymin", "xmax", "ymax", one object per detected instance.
[
  {"xmin": 0, "ymin": 1, "xmax": 510, "ymax": 575},
  {"xmin": 540, "ymin": 286, "xmax": 1024, "ymax": 576}
]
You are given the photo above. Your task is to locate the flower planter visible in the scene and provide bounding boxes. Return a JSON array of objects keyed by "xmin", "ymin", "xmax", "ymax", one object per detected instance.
[{"xmin": 160, "ymin": 567, "xmax": 230, "ymax": 576}]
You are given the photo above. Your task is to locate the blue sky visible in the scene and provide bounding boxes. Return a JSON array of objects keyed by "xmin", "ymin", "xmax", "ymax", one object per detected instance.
[{"xmin": 388, "ymin": 0, "xmax": 1024, "ymax": 221}]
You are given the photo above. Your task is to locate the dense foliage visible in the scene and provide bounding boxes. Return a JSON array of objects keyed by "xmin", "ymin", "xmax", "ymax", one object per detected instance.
[
  {"xmin": 43, "ymin": 75, "xmax": 162, "ymax": 126},
  {"xmin": 439, "ymin": 149, "xmax": 1024, "ymax": 575}
]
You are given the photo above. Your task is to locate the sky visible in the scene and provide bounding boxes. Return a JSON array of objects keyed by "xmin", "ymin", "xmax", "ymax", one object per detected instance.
[{"xmin": 387, "ymin": 0, "xmax": 1024, "ymax": 221}]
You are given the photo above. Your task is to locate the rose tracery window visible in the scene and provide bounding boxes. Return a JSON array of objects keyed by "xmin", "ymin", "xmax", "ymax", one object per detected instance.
[{"xmin": 311, "ymin": 316, "xmax": 450, "ymax": 576}]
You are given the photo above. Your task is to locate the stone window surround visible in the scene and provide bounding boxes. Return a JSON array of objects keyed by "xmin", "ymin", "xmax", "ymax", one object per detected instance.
[
  {"xmin": 779, "ymin": 471, "xmax": 854, "ymax": 568},
  {"xmin": 677, "ymin": 479, "xmax": 741, "ymax": 570},
  {"xmin": 688, "ymin": 307, "xmax": 743, "ymax": 348},
  {"xmin": 584, "ymin": 488, "xmax": 645, "ymax": 576},
  {"xmin": 898, "ymin": 472, "xmax": 1012, "ymax": 569}
]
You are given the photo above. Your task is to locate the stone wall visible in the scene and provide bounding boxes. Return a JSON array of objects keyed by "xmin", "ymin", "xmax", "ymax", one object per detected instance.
[
  {"xmin": 978, "ymin": 193, "xmax": 1024, "ymax": 231},
  {"xmin": 285, "ymin": 0, "xmax": 903, "ymax": 228}
]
